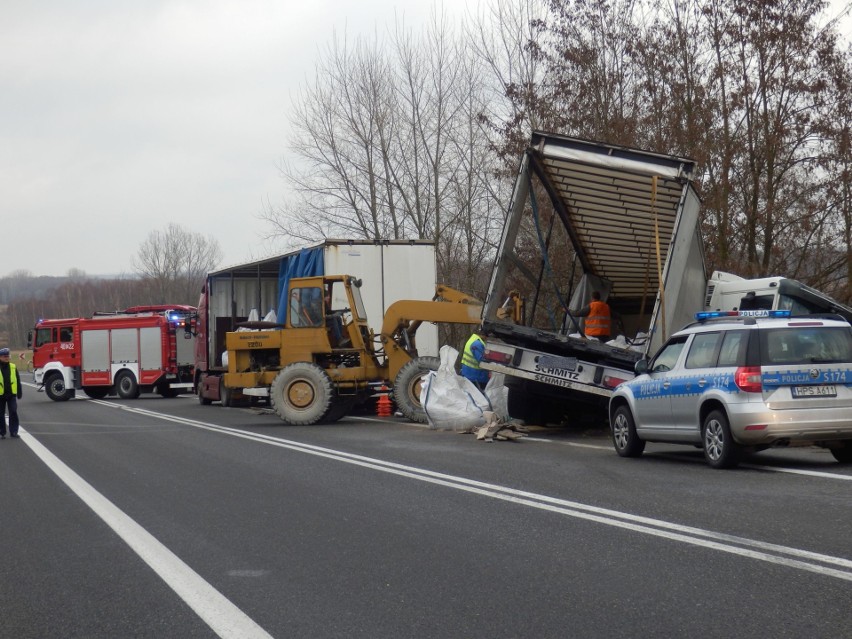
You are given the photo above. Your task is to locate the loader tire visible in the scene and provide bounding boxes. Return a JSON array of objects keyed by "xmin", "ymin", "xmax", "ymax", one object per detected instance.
[
  {"xmin": 270, "ymin": 362, "xmax": 333, "ymax": 425},
  {"xmin": 393, "ymin": 356, "xmax": 440, "ymax": 424}
]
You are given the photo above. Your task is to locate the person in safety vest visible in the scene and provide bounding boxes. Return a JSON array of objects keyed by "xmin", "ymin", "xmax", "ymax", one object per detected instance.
[
  {"xmin": 0, "ymin": 347, "xmax": 22, "ymax": 439},
  {"xmin": 460, "ymin": 333, "xmax": 490, "ymax": 391},
  {"xmin": 571, "ymin": 291, "xmax": 611, "ymax": 342}
]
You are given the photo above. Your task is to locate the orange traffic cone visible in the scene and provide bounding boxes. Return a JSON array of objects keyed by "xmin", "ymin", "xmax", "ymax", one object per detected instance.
[{"xmin": 377, "ymin": 385, "xmax": 393, "ymax": 417}]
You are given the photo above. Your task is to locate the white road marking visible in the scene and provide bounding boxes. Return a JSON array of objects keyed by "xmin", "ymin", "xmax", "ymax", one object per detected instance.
[
  {"xmin": 18, "ymin": 427, "xmax": 273, "ymax": 639},
  {"xmin": 89, "ymin": 402, "xmax": 852, "ymax": 583}
]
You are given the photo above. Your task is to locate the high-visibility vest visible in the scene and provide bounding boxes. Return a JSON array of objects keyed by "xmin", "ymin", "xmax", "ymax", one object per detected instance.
[
  {"xmin": 461, "ymin": 334, "xmax": 484, "ymax": 370},
  {"xmin": 585, "ymin": 300, "xmax": 611, "ymax": 336},
  {"xmin": 0, "ymin": 363, "xmax": 18, "ymax": 395}
]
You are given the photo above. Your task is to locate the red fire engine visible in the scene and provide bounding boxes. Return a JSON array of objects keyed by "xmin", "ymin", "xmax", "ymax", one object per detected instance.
[{"xmin": 29, "ymin": 305, "xmax": 197, "ymax": 402}]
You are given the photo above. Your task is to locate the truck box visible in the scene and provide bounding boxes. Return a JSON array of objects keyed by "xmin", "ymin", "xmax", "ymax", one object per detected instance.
[{"xmin": 195, "ymin": 239, "xmax": 438, "ymax": 404}]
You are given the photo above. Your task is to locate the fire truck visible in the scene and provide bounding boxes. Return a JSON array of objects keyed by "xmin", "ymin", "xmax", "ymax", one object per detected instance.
[{"xmin": 29, "ymin": 305, "xmax": 197, "ymax": 402}]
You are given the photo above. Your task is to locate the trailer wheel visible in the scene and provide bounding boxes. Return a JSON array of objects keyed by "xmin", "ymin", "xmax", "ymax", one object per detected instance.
[
  {"xmin": 197, "ymin": 375, "xmax": 212, "ymax": 405},
  {"xmin": 393, "ymin": 356, "xmax": 440, "ymax": 423},
  {"xmin": 116, "ymin": 371, "xmax": 140, "ymax": 399},
  {"xmin": 270, "ymin": 362, "xmax": 333, "ymax": 425},
  {"xmin": 45, "ymin": 373, "xmax": 73, "ymax": 402},
  {"xmin": 507, "ymin": 387, "xmax": 539, "ymax": 424},
  {"xmin": 219, "ymin": 377, "xmax": 235, "ymax": 407},
  {"xmin": 82, "ymin": 387, "xmax": 109, "ymax": 399}
]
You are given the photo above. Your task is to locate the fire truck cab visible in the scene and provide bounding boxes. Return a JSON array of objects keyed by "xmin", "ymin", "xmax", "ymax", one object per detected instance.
[{"xmin": 29, "ymin": 306, "xmax": 196, "ymax": 402}]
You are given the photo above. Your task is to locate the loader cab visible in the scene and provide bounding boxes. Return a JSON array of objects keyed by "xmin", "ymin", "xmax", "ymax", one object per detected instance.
[{"xmin": 286, "ymin": 275, "xmax": 371, "ymax": 350}]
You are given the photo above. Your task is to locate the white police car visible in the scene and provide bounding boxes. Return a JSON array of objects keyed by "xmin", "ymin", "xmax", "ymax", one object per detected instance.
[{"xmin": 609, "ymin": 310, "xmax": 852, "ymax": 468}]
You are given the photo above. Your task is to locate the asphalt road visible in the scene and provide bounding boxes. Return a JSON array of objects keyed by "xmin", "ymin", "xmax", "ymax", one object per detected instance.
[{"xmin": 1, "ymin": 379, "xmax": 850, "ymax": 639}]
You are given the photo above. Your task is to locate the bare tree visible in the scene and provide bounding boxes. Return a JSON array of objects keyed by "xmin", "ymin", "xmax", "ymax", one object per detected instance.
[
  {"xmin": 133, "ymin": 223, "xmax": 222, "ymax": 303},
  {"xmin": 263, "ymin": 9, "xmax": 508, "ymax": 293}
]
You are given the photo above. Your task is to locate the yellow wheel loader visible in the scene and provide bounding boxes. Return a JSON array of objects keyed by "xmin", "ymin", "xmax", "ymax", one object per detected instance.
[{"xmin": 223, "ymin": 275, "xmax": 482, "ymax": 425}]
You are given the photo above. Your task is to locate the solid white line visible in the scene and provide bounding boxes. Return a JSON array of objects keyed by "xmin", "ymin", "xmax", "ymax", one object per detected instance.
[
  {"xmin": 741, "ymin": 463, "xmax": 852, "ymax": 480},
  {"xmin": 19, "ymin": 427, "xmax": 273, "ymax": 639},
  {"xmin": 96, "ymin": 402, "xmax": 852, "ymax": 582}
]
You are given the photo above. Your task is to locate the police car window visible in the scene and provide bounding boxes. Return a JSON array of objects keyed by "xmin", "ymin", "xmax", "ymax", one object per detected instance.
[
  {"xmin": 685, "ymin": 332, "xmax": 721, "ymax": 369},
  {"xmin": 763, "ymin": 327, "xmax": 852, "ymax": 364},
  {"xmin": 718, "ymin": 330, "xmax": 747, "ymax": 367},
  {"xmin": 651, "ymin": 336, "xmax": 687, "ymax": 373}
]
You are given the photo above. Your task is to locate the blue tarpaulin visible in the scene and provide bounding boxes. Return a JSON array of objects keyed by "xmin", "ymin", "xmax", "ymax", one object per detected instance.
[{"xmin": 276, "ymin": 248, "xmax": 325, "ymax": 323}]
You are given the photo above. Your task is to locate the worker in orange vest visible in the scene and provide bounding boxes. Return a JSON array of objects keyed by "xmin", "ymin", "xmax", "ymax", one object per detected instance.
[{"xmin": 571, "ymin": 291, "xmax": 611, "ymax": 342}]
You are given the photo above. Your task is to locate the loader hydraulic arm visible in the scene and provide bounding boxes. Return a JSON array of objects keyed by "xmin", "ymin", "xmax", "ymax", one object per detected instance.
[{"xmin": 380, "ymin": 286, "xmax": 484, "ymax": 381}]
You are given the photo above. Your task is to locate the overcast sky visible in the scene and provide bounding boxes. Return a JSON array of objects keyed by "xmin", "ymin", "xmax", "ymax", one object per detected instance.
[
  {"xmin": 1, "ymin": 0, "xmax": 479, "ymax": 278},
  {"xmin": 2, "ymin": 1, "xmax": 848, "ymax": 279}
]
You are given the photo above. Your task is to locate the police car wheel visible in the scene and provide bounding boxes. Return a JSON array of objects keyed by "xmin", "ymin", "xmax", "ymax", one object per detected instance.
[
  {"xmin": 702, "ymin": 409, "xmax": 741, "ymax": 469},
  {"xmin": 611, "ymin": 405, "xmax": 645, "ymax": 457}
]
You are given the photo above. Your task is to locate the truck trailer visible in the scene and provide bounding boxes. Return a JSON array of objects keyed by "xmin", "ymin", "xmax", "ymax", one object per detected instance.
[
  {"xmin": 30, "ymin": 305, "xmax": 197, "ymax": 401},
  {"xmin": 478, "ymin": 132, "xmax": 852, "ymax": 425},
  {"xmin": 195, "ymin": 239, "xmax": 439, "ymax": 405}
]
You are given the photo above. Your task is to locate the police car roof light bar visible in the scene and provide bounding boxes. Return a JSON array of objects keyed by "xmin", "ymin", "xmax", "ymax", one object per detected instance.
[{"xmin": 694, "ymin": 309, "xmax": 792, "ymax": 321}]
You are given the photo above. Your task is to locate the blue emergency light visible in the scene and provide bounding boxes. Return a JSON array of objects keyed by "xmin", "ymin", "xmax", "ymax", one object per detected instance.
[{"xmin": 695, "ymin": 310, "xmax": 792, "ymax": 321}]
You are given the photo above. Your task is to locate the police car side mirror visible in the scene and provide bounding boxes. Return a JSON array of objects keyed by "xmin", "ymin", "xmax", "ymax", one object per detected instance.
[{"xmin": 635, "ymin": 359, "xmax": 649, "ymax": 375}]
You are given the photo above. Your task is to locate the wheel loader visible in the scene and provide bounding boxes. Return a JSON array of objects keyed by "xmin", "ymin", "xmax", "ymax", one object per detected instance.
[{"xmin": 223, "ymin": 274, "xmax": 483, "ymax": 425}]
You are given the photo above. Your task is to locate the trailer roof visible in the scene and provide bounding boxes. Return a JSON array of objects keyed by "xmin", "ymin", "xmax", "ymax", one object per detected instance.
[
  {"xmin": 528, "ymin": 132, "xmax": 698, "ymax": 298},
  {"xmin": 208, "ymin": 239, "xmax": 435, "ymax": 280}
]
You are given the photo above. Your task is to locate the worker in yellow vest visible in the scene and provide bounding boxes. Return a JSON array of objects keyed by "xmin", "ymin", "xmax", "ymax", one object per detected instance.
[
  {"xmin": 460, "ymin": 333, "xmax": 490, "ymax": 391},
  {"xmin": 0, "ymin": 347, "xmax": 22, "ymax": 439},
  {"xmin": 571, "ymin": 291, "xmax": 611, "ymax": 342}
]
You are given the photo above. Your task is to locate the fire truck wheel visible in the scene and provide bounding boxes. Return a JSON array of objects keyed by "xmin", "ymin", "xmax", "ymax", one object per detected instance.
[
  {"xmin": 158, "ymin": 385, "xmax": 179, "ymax": 398},
  {"xmin": 44, "ymin": 374, "xmax": 73, "ymax": 402},
  {"xmin": 270, "ymin": 362, "xmax": 333, "ymax": 425},
  {"xmin": 116, "ymin": 370, "xmax": 141, "ymax": 399},
  {"xmin": 393, "ymin": 356, "xmax": 440, "ymax": 424},
  {"xmin": 82, "ymin": 387, "xmax": 109, "ymax": 399}
]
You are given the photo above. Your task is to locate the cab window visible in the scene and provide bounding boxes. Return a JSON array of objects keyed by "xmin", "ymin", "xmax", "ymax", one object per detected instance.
[
  {"xmin": 651, "ymin": 336, "xmax": 688, "ymax": 373},
  {"xmin": 60, "ymin": 327, "xmax": 73, "ymax": 342},
  {"xmin": 35, "ymin": 327, "xmax": 55, "ymax": 347},
  {"xmin": 685, "ymin": 332, "xmax": 721, "ymax": 369},
  {"xmin": 289, "ymin": 287, "xmax": 323, "ymax": 328}
]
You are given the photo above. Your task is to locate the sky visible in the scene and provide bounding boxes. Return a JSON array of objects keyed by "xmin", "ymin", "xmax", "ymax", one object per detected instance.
[
  {"xmin": 1, "ymin": 0, "xmax": 480, "ymax": 278},
  {"xmin": 2, "ymin": 1, "xmax": 849, "ymax": 279}
]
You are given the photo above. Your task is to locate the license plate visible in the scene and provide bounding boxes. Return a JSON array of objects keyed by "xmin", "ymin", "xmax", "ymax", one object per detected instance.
[
  {"xmin": 791, "ymin": 385, "xmax": 837, "ymax": 397},
  {"xmin": 538, "ymin": 354, "xmax": 578, "ymax": 371}
]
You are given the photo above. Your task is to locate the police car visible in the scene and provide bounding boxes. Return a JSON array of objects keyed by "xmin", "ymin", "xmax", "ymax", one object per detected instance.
[{"xmin": 609, "ymin": 310, "xmax": 852, "ymax": 468}]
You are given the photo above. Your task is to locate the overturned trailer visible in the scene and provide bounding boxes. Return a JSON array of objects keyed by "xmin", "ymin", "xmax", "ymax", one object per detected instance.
[{"xmin": 479, "ymin": 132, "xmax": 707, "ymax": 424}]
